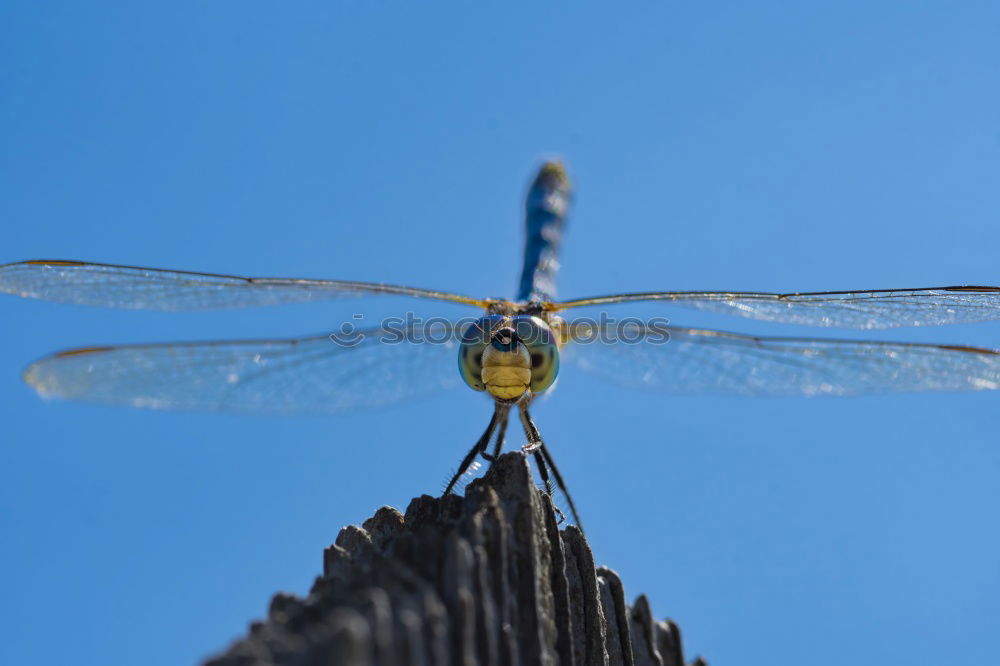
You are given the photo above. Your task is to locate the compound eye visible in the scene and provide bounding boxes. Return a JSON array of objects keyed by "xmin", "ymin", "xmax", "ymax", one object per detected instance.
[
  {"xmin": 458, "ymin": 315, "xmax": 503, "ymax": 391},
  {"xmin": 513, "ymin": 315, "xmax": 560, "ymax": 392}
]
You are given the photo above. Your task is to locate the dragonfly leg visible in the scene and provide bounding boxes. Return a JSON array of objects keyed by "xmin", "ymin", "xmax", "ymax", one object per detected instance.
[
  {"xmin": 539, "ymin": 441, "xmax": 584, "ymax": 532},
  {"xmin": 442, "ymin": 404, "xmax": 504, "ymax": 496},
  {"xmin": 481, "ymin": 406, "xmax": 510, "ymax": 463},
  {"xmin": 532, "ymin": 449, "xmax": 555, "ymax": 498},
  {"xmin": 518, "ymin": 403, "xmax": 584, "ymax": 529},
  {"xmin": 518, "ymin": 401, "xmax": 543, "ymax": 454}
]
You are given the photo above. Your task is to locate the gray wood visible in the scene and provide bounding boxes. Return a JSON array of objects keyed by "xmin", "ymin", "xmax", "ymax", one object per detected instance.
[{"xmin": 204, "ymin": 453, "xmax": 707, "ymax": 666}]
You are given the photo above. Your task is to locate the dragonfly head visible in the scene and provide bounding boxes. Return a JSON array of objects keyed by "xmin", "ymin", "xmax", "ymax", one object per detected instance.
[{"xmin": 459, "ymin": 314, "xmax": 560, "ymax": 401}]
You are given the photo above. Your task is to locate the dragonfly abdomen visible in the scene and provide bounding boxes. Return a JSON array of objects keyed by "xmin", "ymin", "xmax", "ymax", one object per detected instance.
[{"xmin": 516, "ymin": 161, "xmax": 571, "ymax": 303}]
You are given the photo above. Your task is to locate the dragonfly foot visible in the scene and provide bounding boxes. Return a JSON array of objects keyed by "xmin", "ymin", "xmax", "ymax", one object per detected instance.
[{"xmin": 521, "ymin": 441, "xmax": 542, "ymax": 454}]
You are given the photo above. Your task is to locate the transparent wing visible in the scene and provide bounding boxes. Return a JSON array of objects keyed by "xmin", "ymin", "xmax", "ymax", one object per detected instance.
[
  {"xmin": 0, "ymin": 260, "xmax": 489, "ymax": 311},
  {"xmin": 23, "ymin": 323, "xmax": 465, "ymax": 414},
  {"xmin": 550, "ymin": 286, "xmax": 1000, "ymax": 330},
  {"xmin": 561, "ymin": 321, "xmax": 1000, "ymax": 396}
]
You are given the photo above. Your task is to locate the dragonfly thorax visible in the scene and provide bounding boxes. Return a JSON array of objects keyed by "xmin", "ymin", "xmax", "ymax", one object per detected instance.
[{"xmin": 458, "ymin": 314, "xmax": 561, "ymax": 401}]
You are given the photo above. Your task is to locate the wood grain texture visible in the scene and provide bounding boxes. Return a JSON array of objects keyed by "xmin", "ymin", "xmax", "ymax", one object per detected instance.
[{"xmin": 205, "ymin": 453, "xmax": 707, "ymax": 666}]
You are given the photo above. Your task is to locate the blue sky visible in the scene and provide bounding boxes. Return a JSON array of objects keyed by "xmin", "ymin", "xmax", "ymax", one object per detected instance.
[{"xmin": 2, "ymin": 3, "xmax": 1000, "ymax": 665}]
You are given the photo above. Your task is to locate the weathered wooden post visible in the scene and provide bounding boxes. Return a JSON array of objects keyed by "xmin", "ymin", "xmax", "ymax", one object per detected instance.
[{"xmin": 205, "ymin": 453, "xmax": 707, "ymax": 666}]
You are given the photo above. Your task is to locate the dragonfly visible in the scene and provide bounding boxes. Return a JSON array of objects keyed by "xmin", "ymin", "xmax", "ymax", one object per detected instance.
[{"xmin": 3, "ymin": 161, "xmax": 1000, "ymax": 528}]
